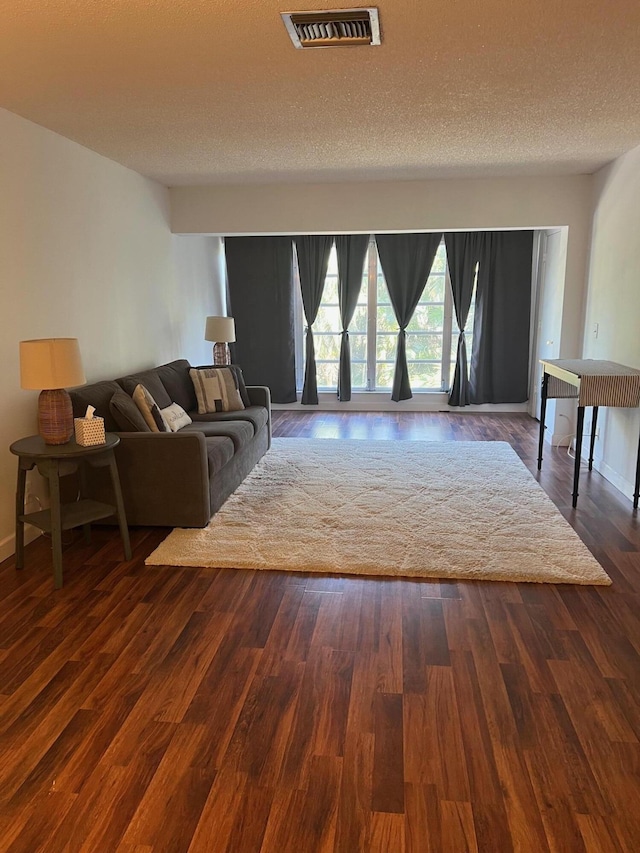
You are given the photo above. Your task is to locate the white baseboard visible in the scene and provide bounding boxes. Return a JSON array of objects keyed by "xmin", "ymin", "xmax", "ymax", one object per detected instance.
[
  {"xmin": 0, "ymin": 527, "xmax": 42, "ymax": 564},
  {"xmin": 273, "ymin": 392, "xmax": 530, "ymax": 414},
  {"xmin": 543, "ymin": 430, "xmax": 573, "ymax": 448},
  {"xmin": 588, "ymin": 457, "xmax": 635, "ymax": 503}
]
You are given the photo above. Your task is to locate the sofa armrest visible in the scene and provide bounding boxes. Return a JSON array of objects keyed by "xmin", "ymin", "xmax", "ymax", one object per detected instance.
[
  {"xmin": 246, "ymin": 386, "xmax": 271, "ymax": 445},
  {"xmin": 113, "ymin": 431, "xmax": 211, "ymax": 527}
]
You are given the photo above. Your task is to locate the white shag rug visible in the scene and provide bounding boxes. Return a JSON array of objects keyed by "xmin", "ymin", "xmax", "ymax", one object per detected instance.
[{"xmin": 145, "ymin": 439, "xmax": 611, "ymax": 585}]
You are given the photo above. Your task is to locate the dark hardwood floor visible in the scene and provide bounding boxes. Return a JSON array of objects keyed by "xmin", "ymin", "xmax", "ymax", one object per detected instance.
[{"xmin": 0, "ymin": 411, "xmax": 638, "ymax": 852}]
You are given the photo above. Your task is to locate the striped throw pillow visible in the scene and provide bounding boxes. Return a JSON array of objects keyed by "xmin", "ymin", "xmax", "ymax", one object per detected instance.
[{"xmin": 189, "ymin": 367, "xmax": 246, "ymax": 414}]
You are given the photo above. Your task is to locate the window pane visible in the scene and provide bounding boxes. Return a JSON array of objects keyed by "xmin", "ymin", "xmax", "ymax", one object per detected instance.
[
  {"xmin": 407, "ymin": 304, "xmax": 444, "ymax": 333},
  {"xmin": 316, "ymin": 362, "xmax": 338, "ymax": 389},
  {"xmin": 448, "ymin": 361, "xmax": 456, "ymax": 389},
  {"xmin": 423, "ymin": 276, "xmax": 446, "ymax": 302},
  {"xmin": 377, "ymin": 306, "xmax": 398, "ymax": 333},
  {"xmin": 430, "ymin": 248, "xmax": 447, "ymax": 274},
  {"xmin": 322, "ymin": 277, "xmax": 338, "ymax": 304},
  {"xmin": 466, "ymin": 303, "xmax": 476, "ymax": 332},
  {"xmin": 376, "ymin": 362, "xmax": 395, "ymax": 389},
  {"xmin": 351, "ymin": 363, "xmax": 367, "ymax": 389},
  {"xmin": 408, "ymin": 362, "xmax": 441, "ymax": 389},
  {"xmin": 405, "ymin": 334, "xmax": 443, "ymax": 361},
  {"xmin": 350, "ymin": 334, "xmax": 367, "ymax": 360},
  {"xmin": 351, "ymin": 305, "xmax": 367, "ymax": 333},
  {"xmin": 377, "ymin": 274, "xmax": 389, "ymax": 303},
  {"xmin": 376, "ymin": 333, "xmax": 398, "ymax": 362},
  {"xmin": 315, "ymin": 305, "xmax": 340, "ymax": 333},
  {"xmin": 315, "ymin": 334, "xmax": 341, "ymax": 360}
]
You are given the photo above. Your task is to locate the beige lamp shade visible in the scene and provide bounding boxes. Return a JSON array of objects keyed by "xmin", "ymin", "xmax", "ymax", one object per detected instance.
[
  {"xmin": 204, "ymin": 316, "xmax": 236, "ymax": 343},
  {"xmin": 20, "ymin": 338, "xmax": 86, "ymax": 390}
]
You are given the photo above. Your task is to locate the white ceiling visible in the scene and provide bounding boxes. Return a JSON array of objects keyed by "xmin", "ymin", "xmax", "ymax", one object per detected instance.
[{"xmin": 1, "ymin": 1, "xmax": 640, "ymax": 187}]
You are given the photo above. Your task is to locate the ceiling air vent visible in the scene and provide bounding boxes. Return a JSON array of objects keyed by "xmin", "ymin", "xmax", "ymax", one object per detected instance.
[{"xmin": 281, "ymin": 8, "xmax": 381, "ymax": 49}]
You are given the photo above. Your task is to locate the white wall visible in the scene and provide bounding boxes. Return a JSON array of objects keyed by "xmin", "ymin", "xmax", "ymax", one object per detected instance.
[
  {"xmin": 582, "ymin": 143, "xmax": 640, "ymax": 500},
  {"xmin": 171, "ymin": 234, "xmax": 227, "ymax": 364},
  {"xmin": 0, "ymin": 109, "xmax": 220, "ymax": 561}
]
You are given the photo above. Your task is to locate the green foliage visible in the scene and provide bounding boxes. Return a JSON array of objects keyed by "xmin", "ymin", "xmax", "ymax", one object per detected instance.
[
  {"xmin": 407, "ymin": 304, "xmax": 444, "ymax": 333},
  {"xmin": 405, "ymin": 334, "xmax": 443, "ymax": 360},
  {"xmin": 351, "ymin": 363, "xmax": 367, "ymax": 389},
  {"xmin": 408, "ymin": 362, "xmax": 442, "ymax": 389},
  {"xmin": 315, "ymin": 334, "xmax": 341, "ymax": 361},
  {"xmin": 316, "ymin": 362, "xmax": 339, "ymax": 389}
]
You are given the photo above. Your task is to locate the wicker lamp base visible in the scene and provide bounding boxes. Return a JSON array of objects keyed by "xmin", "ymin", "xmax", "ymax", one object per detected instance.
[
  {"xmin": 213, "ymin": 342, "xmax": 231, "ymax": 366},
  {"xmin": 38, "ymin": 388, "xmax": 74, "ymax": 445}
]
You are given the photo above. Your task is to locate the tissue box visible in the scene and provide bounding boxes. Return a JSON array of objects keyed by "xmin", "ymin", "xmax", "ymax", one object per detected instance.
[{"xmin": 74, "ymin": 416, "xmax": 106, "ymax": 446}]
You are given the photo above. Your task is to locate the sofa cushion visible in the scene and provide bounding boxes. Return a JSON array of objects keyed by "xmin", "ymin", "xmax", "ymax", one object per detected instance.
[
  {"xmin": 206, "ymin": 436, "xmax": 235, "ymax": 476},
  {"xmin": 155, "ymin": 360, "xmax": 197, "ymax": 413},
  {"xmin": 180, "ymin": 419, "xmax": 254, "ymax": 451},
  {"xmin": 109, "ymin": 390, "xmax": 151, "ymax": 432},
  {"xmin": 118, "ymin": 368, "xmax": 172, "ymax": 408},
  {"xmin": 132, "ymin": 384, "xmax": 170, "ymax": 432},
  {"xmin": 70, "ymin": 380, "xmax": 123, "ymax": 432},
  {"xmin": 189, "ymin": 367, "xmax": 245, "ymax": 413},
  {"xmin": 189, "ymin": 405, "xmax": 268, "ymax": 435}
]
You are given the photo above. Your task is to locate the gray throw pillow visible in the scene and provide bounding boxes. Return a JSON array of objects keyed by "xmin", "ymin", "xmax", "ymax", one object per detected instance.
[{"xmin": 109, "ymin": 390, "xmax": 151, "ymax": 432}]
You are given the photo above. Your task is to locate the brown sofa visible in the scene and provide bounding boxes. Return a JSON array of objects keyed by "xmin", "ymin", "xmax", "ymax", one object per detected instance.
[{"xmin": 69, "ymin": 359, "xmax": 270, "ymax": 528}]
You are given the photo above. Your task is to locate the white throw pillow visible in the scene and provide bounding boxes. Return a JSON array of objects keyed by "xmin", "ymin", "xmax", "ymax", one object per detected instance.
[{"xmin": 160, "ymin": 402, "xmax": 193, "ymax": 432}]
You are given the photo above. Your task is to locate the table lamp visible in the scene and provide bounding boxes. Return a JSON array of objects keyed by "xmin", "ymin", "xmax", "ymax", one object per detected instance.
[
  {"xmin": 20, "ymin": 338, "xmax": 86, "ymax": 445},
  {"xmin": 204, "ymin": 316, "xmax": 236, "ymax": 366}
]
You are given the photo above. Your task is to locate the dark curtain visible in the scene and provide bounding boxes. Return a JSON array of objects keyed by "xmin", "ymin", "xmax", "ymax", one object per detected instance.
[
  {"xmin": 375, "ymin": 232, "xmax": 443, "ymax": 401},
  {"xmin": 444, "ymin": 232, "xmax": 485, "ymax": 406},
  {"xmin": 225, "ymin": 236, "xmax": 296, "ymax": 403},
  {"xmin": 335, "ymin": 235, "xmax": 369, "ymax": 401},
  {"xmin": 470, "ymin": 230, "xmax": 534, "ymax": 403},
  {"xmin": 296, "ymin": 236, "xmax": 334, "ymax": 405}
]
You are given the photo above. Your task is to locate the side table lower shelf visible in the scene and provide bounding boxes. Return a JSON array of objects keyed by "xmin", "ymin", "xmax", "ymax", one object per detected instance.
[{"xmin": 19, "ymin": 499, "xmax": 120, "ymax": 533}]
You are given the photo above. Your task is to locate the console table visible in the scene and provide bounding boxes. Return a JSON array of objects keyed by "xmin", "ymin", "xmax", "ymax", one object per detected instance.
[
  {"xmin": 537, "ymin": 359, "xmax": 640, "ymax": 509},
  {"xmin": 10, "ymin": 433, "xmax": 132, "ymax": 588}
]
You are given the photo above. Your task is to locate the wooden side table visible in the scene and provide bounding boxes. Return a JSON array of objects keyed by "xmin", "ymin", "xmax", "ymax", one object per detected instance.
[{"xmin": 10, "ymin": 433, "xmax": 132, "ymax": 588}]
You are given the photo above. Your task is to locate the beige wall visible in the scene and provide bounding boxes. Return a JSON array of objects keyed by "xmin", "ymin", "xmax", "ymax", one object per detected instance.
[
  {"xmin": 0, "ymin": 109, "xmax": 220, "ymax": 560},
  {"xmin": 172, "ymin": 175, "xmax": 594, "ymax": 427},
  {"xmin": 582, "ymin": 144, "xmax": 640, "ymax": 499},
  {"xmin": 170, "ymin": 179, "xmax": 593, "ymax": 363}
]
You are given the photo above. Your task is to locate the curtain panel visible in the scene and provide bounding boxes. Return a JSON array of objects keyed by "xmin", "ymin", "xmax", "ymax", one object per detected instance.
[
  {"xmin": 296, "ymin": 236, "xmax": 334, "ymax": 405},
  {"xmin": 225, "ymin": 236, "xmax": 297, "ymax": 404},
  {"xmin": 375, "ymin": 232, "xmax": 443, "ymax": 401},
  {"xmin": 470, "ymin": 230, "xmax": 534, "ymax": 404},
  {"xmin": 444, "ymin": 232, "xmax": 486, "ymax": 407},
  {"xmin": 335, "ymin": 235, "xmax": 370, "ymax": 401}
]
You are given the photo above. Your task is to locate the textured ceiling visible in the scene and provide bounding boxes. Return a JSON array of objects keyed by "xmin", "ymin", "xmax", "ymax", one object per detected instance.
[{"xmin": 1, "ymin": 1, "xmax": 640, "ymax": 186}]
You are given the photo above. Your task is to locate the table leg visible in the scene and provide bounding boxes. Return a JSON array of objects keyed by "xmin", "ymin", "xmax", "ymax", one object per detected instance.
[
  {"xmin": 15, "ymin": 463, "xmax": 27, "ymax": 570},
  {"xmin": 107, "ymin": 452, "xmax": 132, "ymax": 561},
  {"xmin": 572, "ymin": 406, "xmax": 585, "ymax": 508},
  {"xmin": 79, "ymin": 464, "xmax": 91, "ymax": 545},
  {"xmin": 634, "ymin": 425, "xmax": 640, "ymax": 510},
  {"xmin": 588, "ymin": 406, "xmax": 599, "ymax": 472},
  {"xmin": 48, "ymin": 461, "xmax": 64, "ymax": 589},
  {"xmin": 538, "ymin": 371, "xmax": 549, "ymax": 470}
]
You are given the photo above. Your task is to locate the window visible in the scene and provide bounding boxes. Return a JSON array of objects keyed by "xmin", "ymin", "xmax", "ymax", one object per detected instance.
[{"xmin": 296, "ymin": 236, "xmax": 475, "ymax": 393}]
